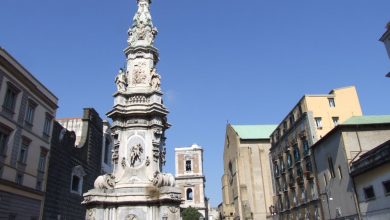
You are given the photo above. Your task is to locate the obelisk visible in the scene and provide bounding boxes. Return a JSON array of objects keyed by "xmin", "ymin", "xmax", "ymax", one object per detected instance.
[{"xmin": 83, "ymin": 0, "xmax": 182, "ymax": 219}]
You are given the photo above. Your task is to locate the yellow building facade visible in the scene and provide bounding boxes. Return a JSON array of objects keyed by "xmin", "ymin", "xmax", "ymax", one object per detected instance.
[{"xmin": 269, "ymin": 86, "xmax": 362, "ymax": 220}]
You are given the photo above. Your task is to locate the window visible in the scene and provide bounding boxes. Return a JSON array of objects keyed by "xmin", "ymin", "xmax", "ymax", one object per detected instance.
[
  {"xmin": 314, "ymin": 117, "xmax": 322, "ymax": 129},
  {"xmin": 18, "ymin": 140, "xmax": 30, "ymax": 164},
  {"xmin": 328, "ymin": 157, "xmax": 335, "ymax": 178},
  {"xmin": 298, "ymin": 105, "xmax": 303, "ymax": 115},
  {"xmin": 0, "ymin": 131, "xmax": 9, "ymax": 155},
  {"xmin": 185, "ymin": 160, "xmax": 192, "ymax": 172},
  {"xmin": 306, "ymin": 160, "xmax": 313, "ymax": 173},
  {"xmin": 228, "ymin": 161, "xmax": 233, "ymax": 175},
  {"xmin": 72, "ymin": 175, "xmax": 80, "ymax": 192},
  {"xmin": 364, "ymin": 186, "xmax": 376, "ymax": 200},
  {"xmin": 16, "ymin": 173, "xmax": 23, "ymax": 185},
  {"xmin": 186, "ymin": 188, "xmax": 193, "ymax": 200},
  {"xmin": 303, "ymin": 139, "xmax": 309, "ymax": 156},
  {"xmin": 70, "ymin": 165, "xmax": 86, "ymax": 194},
  {"xmin": 274, "ymin": 163, "xmax": 279, "ymax": 177},
  {"xmin": 287, "ymin": 153, "xmax": 292, "ymax": 168},
  {"xmin": 293, "ymin": 145, "xmax": 300, "ymax": 162},
  {"xmin": 280, "ymin": 159, "xmax": 285, "ymax": 172},
  {"xmin": 328, "ymin": 98, "xmax": 336, "ymax": 107},
  {"xmin": 43, "ymin": 114, "xmax": 53, "ymax": 136},
  {"xmin": 382, "ymin": 180, "xmax": 390, "ymax": 195},
  {"xmin": 104, "ymin": 137, "xmax": 111, "ymax": 164},
  {"xmin": 3, "ymin": 83, "xmax": 20, "ymax": 112},
  {"xmin": 25, "ymin": 101, "xmax": 37, "ymax": 125},
  {"xmin": 332, "ymin": 117, "xmax": 339, "ymax": 126},
  {"xmin": 38, "ymin": 149, "xmax": 48, "ymax": 172},
  {"xmin": 289, "ymin": 115, "xmax": 295, "ymax": 126},
  {"xmin": 71, "ymin": 176, "xmax": 80, "ymax": 192}
]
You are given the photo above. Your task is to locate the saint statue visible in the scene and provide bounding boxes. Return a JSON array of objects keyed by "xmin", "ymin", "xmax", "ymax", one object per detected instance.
[
  {"xmin": 150, "ymin": 68, "xmax": 161, "ymax": 90},
  {"xmin": 115, "ymin": 68, "xmax": 127, "ymax": 92}
]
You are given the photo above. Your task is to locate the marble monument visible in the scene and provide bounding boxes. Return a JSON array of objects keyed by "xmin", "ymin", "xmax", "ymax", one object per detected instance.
[{"xmin": 83, "ymin": 0, "xmax": 182, "ymax": 219}]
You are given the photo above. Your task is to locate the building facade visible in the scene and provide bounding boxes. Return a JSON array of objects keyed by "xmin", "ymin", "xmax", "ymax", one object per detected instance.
[
  {"xmin": 221, "ymin": 124, "xmax": 276, "ymax": 220},
  {"xmin": 43, "ymin": 108, "xmax": 105, "ymax": 219},
  {"xmin": 311, "ymin": 115, "xmax": 390, "ymax": 220},
  {"xmin": 351, "ymin": 139, "xmax": 390, "ymax": 220},
  {"xmin": 0, "ymin": 48, "xmax": 58, "ymax": 219},
  {"xmin": 55, "ymin": 116, "xmax": 113, "ymax": 174},
  {"xmin": 269, "ymin": 86, "xmax": 362, "ymax": 220},
  {"xmin": 175, "ymin": 144, "xmax": 207, "ymax": 218}
]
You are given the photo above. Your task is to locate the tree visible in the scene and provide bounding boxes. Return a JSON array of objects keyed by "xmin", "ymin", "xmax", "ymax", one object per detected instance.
[{"xmin": 182, "ymin": 207, "xmax": 202, "ymax": 220}]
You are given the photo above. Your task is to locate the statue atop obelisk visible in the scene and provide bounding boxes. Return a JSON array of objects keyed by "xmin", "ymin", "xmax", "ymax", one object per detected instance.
[{"xmin": 83, "ymin": 0, "xmax": 182, "ymax": 219}]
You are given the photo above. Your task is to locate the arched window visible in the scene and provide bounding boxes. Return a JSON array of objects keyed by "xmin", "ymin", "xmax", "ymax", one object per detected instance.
[
  {"xmin": 70, "ymin": 165, "xmax": 86, "ymax": 195},
  {"xmin": 186, "ymin": 188, "xmax": 193, "ymax": 201}
]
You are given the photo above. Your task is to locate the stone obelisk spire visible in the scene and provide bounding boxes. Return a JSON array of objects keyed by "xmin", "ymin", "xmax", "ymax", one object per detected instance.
[
  {"xmin": 109, "ymin": 0, "xmax": 168, "ymax": 184},
  {"xmin": 83, "ymin": 0, "xmax": 182, "ymax": 219}
]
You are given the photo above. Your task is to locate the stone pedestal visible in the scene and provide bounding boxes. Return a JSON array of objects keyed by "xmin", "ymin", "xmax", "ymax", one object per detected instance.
[{"xmin": 84, "ymin": 187, "xmax": 181, "ymax": 219}]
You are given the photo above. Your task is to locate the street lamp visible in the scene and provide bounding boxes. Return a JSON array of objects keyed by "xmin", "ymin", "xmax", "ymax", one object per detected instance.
[{"xmin": 386, "ymin": 72, "xmax": 390, "ymax": 78}]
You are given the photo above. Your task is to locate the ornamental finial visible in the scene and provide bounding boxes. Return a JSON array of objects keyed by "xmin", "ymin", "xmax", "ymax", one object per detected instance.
[{"xmin": 128, "ymin": 0, "xmax": 157, "ymax": 47}]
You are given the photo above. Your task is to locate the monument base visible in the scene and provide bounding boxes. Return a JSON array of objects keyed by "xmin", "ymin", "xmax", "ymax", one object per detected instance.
[{"xmin": 83, "ymin": 186, "xmax": 182, "ymax": 219}]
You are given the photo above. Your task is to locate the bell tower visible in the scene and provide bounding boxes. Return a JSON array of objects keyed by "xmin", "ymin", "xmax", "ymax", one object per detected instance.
[{"xmin": 83, "ymin": 0, "xmax": 182, "ymax": 219}]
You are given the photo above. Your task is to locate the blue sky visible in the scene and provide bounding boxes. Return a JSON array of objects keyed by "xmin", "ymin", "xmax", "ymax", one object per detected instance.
[{"xmin": 1, "ymin": 0, "xmax": 389, "ymax": 207}]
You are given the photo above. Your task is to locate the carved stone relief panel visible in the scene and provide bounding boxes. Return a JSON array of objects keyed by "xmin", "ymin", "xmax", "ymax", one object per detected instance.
[
  {"xmin": 127, "ymin": 135, "xmax": 146, "ymax": 168},
  {"xmin": 132, "ymin": 62, "xmax": 148, "ymax": 85}
]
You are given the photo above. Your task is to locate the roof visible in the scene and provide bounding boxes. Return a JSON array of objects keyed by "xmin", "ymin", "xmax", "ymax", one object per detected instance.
[
  {"xmin": 342, "ymin": 115, "xmax": 390, "ymax": 125},
  {"xmin": 311, "ymin": 115, "xmax": 390, "ymax": 149},
  {"xmin": 231, "ymin": 125, "xmax": 277, "ymax": 140},
  {"xmin": 350, "ymin": 139, "xmax": 390, "ymax": 176}
]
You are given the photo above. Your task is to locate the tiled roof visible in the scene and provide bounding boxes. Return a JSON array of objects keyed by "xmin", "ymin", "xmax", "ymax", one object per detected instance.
[
  {"xmin": 231, "ymin": 125, "xmax": 277, "ymax": 140},
  {"xmin": 342, "ymin": 115, "xmax": 390, "ymax": 125}
]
